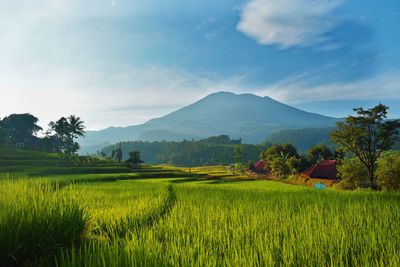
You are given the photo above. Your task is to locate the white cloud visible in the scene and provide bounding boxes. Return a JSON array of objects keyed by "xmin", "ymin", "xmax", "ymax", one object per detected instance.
[
  {"xmin": 237, "ymin": 0, "xmax": 343, "ymax": 48},
  {"xmin": 0, "ymin": 65, "xmax": 248, "ymax": 131},
  {"xmin": 257, "ymin": 70, "xmax": 400, "ymax": 103}
]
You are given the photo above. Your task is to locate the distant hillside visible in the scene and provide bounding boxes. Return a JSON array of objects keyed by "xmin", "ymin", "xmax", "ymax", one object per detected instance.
[
  {"xmin": 80, "ymin": 92, "xmax": 338, "ymax": 154},
  {"xmin": 101, "ymin": 135, "xmax": 268, "ymax": 167},
  {"xmin": 265, "ymin": 127, "xmax": 335, "ymax": 153}
]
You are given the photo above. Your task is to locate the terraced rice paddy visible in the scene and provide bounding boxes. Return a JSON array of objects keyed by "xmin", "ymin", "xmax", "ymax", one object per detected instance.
[{"xmin": 1, "ymin": 150, "xmax": 400, "ymax": 266}]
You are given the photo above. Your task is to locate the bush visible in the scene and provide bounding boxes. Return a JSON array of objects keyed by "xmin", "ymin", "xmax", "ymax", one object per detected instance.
[
  {"xmin": 377, "ymin": 155, "xmax": 400, "ymax": 191},
  {"xmin": 336, "ymin": 158, "xmax": 368, "ymax": 190}
]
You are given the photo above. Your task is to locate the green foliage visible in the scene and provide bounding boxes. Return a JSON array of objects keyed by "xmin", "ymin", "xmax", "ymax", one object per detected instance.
[
  {"xmin": 376, "ymin": 154, "xmax": 400, "ymax": 191},
  {"xmin": 0, "ymin": 113, "xmax": 42, "ymax": 149},
  {"xmin": 111, "ymin": 143, "xmax": 123, "ymax": 163},
  {"xmin": 261, "ymin": 144, "xmax": 303, "ymax": 177},
  {"xmin": 0, "ymin": 180, "xmax": 87, "ymax": 266},
  {"xmin": 0, "ymin": 125, "xmax": 7, "ymax": 147},
  {"xmin": 102, "ymin": 136, "xmax": 268, "ymax": 167},
  {"xmin": 126, "ymin": 150, "xmax": 144, "ymax": 169},
  {"xmin": 331, "ymin": 104, "xmax": 400, "ymax": 187},
  {"xmin": 200, "ymin": 135, "xmax": 241, "ymax": 145},
  {"xmin": 233, "ymin": 145, "xmax": 243, "ymax": 164},
  {"xmin": 265, "ymin": 127, "xmax": 335, "ymax": 152},
  {"xmin": 336, "ymin": 158, "xmax": 368, "ymax": 189},
  {"xmin": 268, "ymin": 154, "xmax": 290, "ymax": 177},
  {"xmin": 49, "ymin": 115, "xmax": 86, "ymax": 154},
  {"xmin": 0, "ymin": 113, "xmax": 87, "ymax": 155},
  {"xmin": 308, "ymin": 144, "xmax": 334, "ymax": 165}
]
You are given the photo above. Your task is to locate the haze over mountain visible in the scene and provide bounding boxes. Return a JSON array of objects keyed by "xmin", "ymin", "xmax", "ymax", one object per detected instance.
[{"xmin": 80, "ymin": 92, "xmax": 338, "ymax": 154}]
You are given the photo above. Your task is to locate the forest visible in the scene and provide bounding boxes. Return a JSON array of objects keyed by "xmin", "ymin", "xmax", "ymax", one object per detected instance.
[{"xmin": 101, "ymin": 135, "xmax": 269, "ymax": 166}]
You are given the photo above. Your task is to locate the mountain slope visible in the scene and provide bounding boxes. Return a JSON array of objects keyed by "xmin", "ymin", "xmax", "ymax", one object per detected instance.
[
  {"xmin": 265, "ymin": 127, "xmax": 335, "ymax": 153},
  {"xmin": 80, "ymin": 92, "xmax": 338, "ymax": 153}
]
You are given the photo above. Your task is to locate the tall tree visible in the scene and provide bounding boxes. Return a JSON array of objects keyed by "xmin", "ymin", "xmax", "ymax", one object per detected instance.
[
  {"xmin": 112, "ymin": 143, "xmax": 123, "ymax": 163},
  {"xmin": 0, "ymin": 114, "xmax": 42, "ymax": 147},
  {"xmin": 67, "ymin": 115, "xmax": 86, "ymax": 139},
  {"xmin": 49, "ymin": 115, "xmax": 86, "ymax": 154},
  {"xmin": 331, "ymin": 104, "xmax": 400, "ymax": 188}
]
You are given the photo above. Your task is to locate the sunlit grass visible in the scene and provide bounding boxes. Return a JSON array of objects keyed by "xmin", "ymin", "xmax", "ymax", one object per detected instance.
[
  {"xmin": 2, "ymin": 149, "xmax": 400, "ymax": 266},
  {"xmin": 0, "ymin": 179, "xmax": 87, "ymax": 266},
  {"xmin": 55, "ymin": 179, "xmax": 400, "ymax": 267}
]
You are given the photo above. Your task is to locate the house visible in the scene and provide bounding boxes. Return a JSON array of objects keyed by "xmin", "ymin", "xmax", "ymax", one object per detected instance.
[
  {"xmin": 249, "ymin": 160, "xmax": 268, "ymax": 174},
  {"xmin": 302, "ymin": 160, "xmax": 338, "ymax": 180}
]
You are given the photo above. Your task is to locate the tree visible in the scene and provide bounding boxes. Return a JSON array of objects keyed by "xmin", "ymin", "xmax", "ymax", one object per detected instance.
[
  {"xmin": 331, "ymin": 104, "xmax": 400, "ymax": 188},
  {"xmin": 126, "ymin": 150, "xmax": 144, "ymax": 168},
  {"xmin": 49, "ymin": 115, "xmax": 86, "ymax": 154},
  {"xmin": 308, "ymin": 144, "xmax": 333, "ymax": 165},
  {"xmin": 0, "ymin": 114, "xmax": 43, "ymax": 148},
  {"xmin": 336, "ymin": 157, "xmax": 368, "ymax": 190},
  {"xmin": 39, "ymin": 135, "xmax": 60, "ymax": 153},
  {"xmin": 233, "ymin": 145, "xmax": 243, "ymax": 164},
  {"xmin": 376, "ymin": 154, "xmax": 400, "ymax": 191},
  {"xmin": 261, "ymin": 144, "xmax": 299, "ymax": 161},
  {"xmin": 112, "ymin": 143, "xmax": 123, "ymax": 163},
  {"xmin": 333, "ymin": 148, "xmax": 345, "ymax": 161},
  {"xmin": 261, "ymin": 144, "xmax": 302, "ymax": 177},
  {"xmin": 67, "ymin": 115, "xmax": 86, "ymax": 139}
]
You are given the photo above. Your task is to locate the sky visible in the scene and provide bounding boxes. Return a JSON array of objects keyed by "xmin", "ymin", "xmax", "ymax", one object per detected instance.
[{"xmin": 1, "ymin": 0, "xmax": 400, "ymax": 130}]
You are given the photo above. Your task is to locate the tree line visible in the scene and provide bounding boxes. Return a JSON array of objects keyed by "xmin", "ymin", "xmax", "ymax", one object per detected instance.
[
  {"xmin": 0, "ymin": 113, "xmax": 85, "ymax": 154},
  {"xmin": 101, "ymin": 135, "xmax": 268, "ymax": 167},
  {"xmin": 257, "ymin": 104, "xmax": 400, "ymax": 190}
]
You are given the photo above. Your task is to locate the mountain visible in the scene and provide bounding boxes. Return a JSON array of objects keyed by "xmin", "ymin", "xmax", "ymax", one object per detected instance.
[{"xmin": 79, "ymin": 92, "xmax": 338, "ymax": 154}]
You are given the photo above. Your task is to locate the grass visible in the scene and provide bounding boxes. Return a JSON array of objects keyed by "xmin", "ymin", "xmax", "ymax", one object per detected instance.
[
  {"xmin": 0, "ymin": 179, "xmax": 87, "ymax": 266},
  {"xmin": 46, "ymin": 179, "xmax": 400, "ymax": 267},
  {"xmin": 1, "ymin": 149, "xmax": 400, "ymax": 266}
]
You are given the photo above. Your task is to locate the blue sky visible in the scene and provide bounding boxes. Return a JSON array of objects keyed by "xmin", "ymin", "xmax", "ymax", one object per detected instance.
[{"xmin": 0, "ymin": 0, "xmax": 399, "ymax": 129}]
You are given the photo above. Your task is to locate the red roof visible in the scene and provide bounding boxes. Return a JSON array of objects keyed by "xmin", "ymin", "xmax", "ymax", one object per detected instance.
[
  {"xmin": 302, "ymin": 160, "xmax": 338, "ymax": 180},
  {"xmin": 254, "ymin": 160, "xmax": 266, "ymax": 170}
]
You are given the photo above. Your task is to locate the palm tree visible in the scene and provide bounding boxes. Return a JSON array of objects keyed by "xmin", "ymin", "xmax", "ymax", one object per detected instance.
[
  {"xmin": 67, "ymin": 115, "xmax": 86, "ymax": 138},
  {"xmin": 49, "ymin": 115, "xmax": 86, "ymax": 154}
]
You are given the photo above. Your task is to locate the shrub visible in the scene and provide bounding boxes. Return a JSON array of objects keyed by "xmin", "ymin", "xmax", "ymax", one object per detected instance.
[
  {"xmin": 336, "ymin": 158, "xmax": 368, "ymax": 189},
  {"xmin": 377, "ymin": 155, "xmax": 400, "ymax": 191}
]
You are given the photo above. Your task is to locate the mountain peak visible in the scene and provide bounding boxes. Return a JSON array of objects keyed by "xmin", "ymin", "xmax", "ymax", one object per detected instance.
[{"xmin": 80, "ymin": 91, "xmax": 338, "ymax": 152}]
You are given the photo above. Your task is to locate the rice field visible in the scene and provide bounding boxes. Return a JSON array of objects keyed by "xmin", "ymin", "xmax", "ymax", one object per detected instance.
[{"xmin": 1, "ymin": 150, "xmax": 400, "ymax": 266}]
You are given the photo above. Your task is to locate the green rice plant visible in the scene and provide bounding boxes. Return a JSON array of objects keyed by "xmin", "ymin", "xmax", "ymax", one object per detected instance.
[
  {"xmin": 2, "ymin": 151, "xmax": 400, "ymax": 267},
  {"xmin": 125, "ymin": 183, "xmax": 395, "ymax": 266},
  {"xmin": 29, "ymin": 166, "xmax": 132, "ymax": 176},
  {"xmin": 54, "ymin": 179, "xmax": 400, "ymax": 267},
  {"xmin": 0, "ymin": 179, "xmax": 87, "ymax": 266},
  {"xmin": 93, "ymin": 185, "xmax": 175, "ymax": 240},
  {"xmin": 55, "ymin": 240, "xmax": 168, "ymax": 267}
]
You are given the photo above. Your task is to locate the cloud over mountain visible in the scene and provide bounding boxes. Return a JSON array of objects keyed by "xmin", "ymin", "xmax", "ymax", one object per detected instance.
[{"xmin": 237, "ymin": 0, "xmax": 343, "ymax": 49}]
